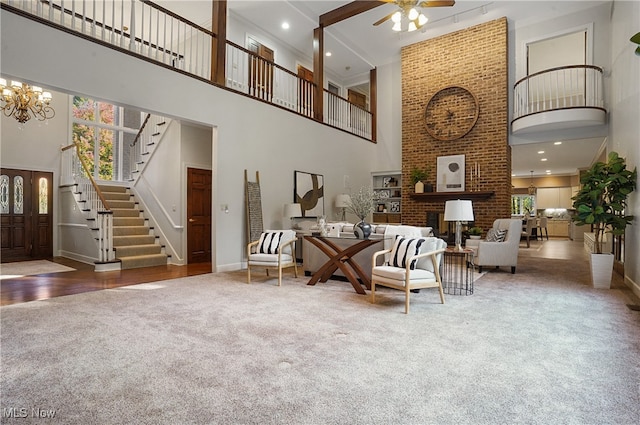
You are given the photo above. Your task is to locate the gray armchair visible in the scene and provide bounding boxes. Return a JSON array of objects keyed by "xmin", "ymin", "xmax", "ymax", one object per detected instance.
[{"xmin": 466, "ymin": 219, "xmax": 521, "ymax": 274}]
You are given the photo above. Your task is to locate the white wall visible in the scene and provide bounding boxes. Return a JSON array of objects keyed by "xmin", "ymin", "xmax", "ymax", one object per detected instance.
[
  {"xmin": 0, "ymin": 10, "xmax": 391, "ymax": 271},
  {"xmin": 609, "ymin": 0, "xmax": 640, "ymax": 296},
  {"xmin": 0, "ymin": 88, "xmax": 70, "ymax": 257}
]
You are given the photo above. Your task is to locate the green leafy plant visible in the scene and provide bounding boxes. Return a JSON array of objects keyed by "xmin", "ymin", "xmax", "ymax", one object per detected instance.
[
  {"xmin": 346, "ymin": 187, "xmax": 379, "ymax": 221},
  {"xmin": 410, "ymin": 166, "xmax": 431, "ymax": 185},
  {"xmin": 572, "ymin": 151, "xmax": 637, "ymax": 254},
  {"xmin": 468, "ymin": 226, "xmax": 483, "ymax": 236}
]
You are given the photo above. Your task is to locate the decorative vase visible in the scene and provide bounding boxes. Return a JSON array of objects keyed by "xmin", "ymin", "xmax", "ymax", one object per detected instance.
[
  {"xmin": 589, "ymin": 253, "xmax": 614, "ymax": 289},
  {"xmin": 414, "ymin": 181, "xmax": 424, "ymax": 194},
  {"xmin": 354, "ymin": 220, "xmax": 372, "ymax": 239},
  {"xmin": 425, "ymin": 183, "xmax": 434, "ymax": 193}
]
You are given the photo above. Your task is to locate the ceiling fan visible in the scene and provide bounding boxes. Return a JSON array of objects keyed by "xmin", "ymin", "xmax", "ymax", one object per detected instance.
[{"xmin": 373, "ymin": 0, "xmax": 455, "ymax": 32}]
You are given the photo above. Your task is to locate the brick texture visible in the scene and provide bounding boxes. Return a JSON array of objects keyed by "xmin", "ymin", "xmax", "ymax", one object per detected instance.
[{"xmin": 400, "ymin": 18, "xmax": 510, "ymax": 233}]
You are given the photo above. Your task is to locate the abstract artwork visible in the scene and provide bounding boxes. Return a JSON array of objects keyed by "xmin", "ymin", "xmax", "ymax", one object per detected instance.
[
  {"xmin": 294, "ymin": 171, "xmax": 324, "ymax": 217},
  {"xmin": 437, "ymin": 154, "xmax": 465, "ymax": 192}
]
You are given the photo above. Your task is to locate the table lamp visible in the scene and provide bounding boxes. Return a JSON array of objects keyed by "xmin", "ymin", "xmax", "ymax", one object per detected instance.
[
  {"xmin": 335, "ymin": 194, "xmax": 351, "ymax": 221},
  {"xmin": 444, "ymin": 199, "xmax": 474, "ymax": 251},
  {"xmin": 283, "ymin": 203, "xmax": 302, "ymax": 228}
]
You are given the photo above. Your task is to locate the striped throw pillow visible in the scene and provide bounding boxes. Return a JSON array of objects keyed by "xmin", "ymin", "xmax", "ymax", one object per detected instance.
[
  {"xmin": 258, "ymin": 231, "xmax": 283, "ymax": 254},
  {"xmin": 486, "ymin": 228, "xmax": 508, "ymax": 242},
  {"xmin": 389, "ymin": 237, "xmax": 427, "ymax": 270}
]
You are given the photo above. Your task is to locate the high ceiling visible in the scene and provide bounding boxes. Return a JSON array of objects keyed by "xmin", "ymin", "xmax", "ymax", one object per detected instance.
[{"xmin": 160, "ymin": 0, "xmax": 612, "ymax": 177}]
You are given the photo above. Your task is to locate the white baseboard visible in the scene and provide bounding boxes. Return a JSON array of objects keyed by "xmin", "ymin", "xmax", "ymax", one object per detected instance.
[
  {"xmin": 625, "ymin": 274, "xmax": 640, "ymax": 300},
  {"xmin": 216, "ymin": 262, "xmax": 244, "ymax": 273}
]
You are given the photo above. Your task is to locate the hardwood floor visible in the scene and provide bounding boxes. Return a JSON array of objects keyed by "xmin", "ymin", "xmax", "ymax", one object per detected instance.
[{"xmin": 1, "ymin": 258, "xmax": 211, "ymax": 306}]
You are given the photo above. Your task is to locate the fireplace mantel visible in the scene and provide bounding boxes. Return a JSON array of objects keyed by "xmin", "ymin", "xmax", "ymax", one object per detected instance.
[{"xmin": 409, "ymin": 191, "xmax": 495, "ymax": 202}]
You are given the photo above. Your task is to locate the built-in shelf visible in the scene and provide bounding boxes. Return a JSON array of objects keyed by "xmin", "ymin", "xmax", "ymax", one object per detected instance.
[{"xmin": 409, "ymin": 191, "xmax": 495, "ymax": 202}]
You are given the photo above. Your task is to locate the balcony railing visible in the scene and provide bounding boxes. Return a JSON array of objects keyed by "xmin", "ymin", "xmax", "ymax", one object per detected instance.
[
  {"xmin": 2, "ymin": 0, "xmax": 373, "ymax": 140},
  {"xmin": 512, "ymin": 65, "xmax": 605, "ymax": 121}
]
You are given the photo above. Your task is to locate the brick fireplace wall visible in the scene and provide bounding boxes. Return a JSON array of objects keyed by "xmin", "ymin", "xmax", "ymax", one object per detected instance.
[{"xmin": 400, "ymin": 18, "xmax": 510, "ymax": 234}]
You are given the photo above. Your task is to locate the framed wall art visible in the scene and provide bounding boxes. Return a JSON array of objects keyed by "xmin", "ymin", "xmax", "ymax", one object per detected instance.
[
  {"xmin": 437, "ymin": 154, "xmax": 465, "ymax": 192},
  {"xmin": 294, "ymin": 171, "xmax": 324, "ymax": 217}
]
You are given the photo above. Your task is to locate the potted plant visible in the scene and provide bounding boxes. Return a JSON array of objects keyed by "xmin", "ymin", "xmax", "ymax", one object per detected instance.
[
  {"xmin": 410, "ymin": 166, "xmax": 432, "ymax": 193},
  {"xmin": 346, "ymin": 186, "xmax": 379, "ymax": 239},
  {"xmin": 468, "ymin": 226, "xmax": 483, "ymax": 239},
  {"xmin": 572, "ymin": 151, "xmax": 637, "ymax": 288}
]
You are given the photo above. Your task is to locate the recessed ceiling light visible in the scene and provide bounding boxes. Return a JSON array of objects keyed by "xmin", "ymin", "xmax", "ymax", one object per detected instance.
[
  {"xmin": 554, "ymin": 141, "xmax": 562, "ymax": 145},
  {"xmin": 546, "ymin": 170, "xmax": 551, "ymax": 174},
  {"xmin": 281, "ymin": 22, "xmax": 290, "ymax": 30},
  {"xmin": 538, "ymin": 150, "xmax": 545, "ymax": 154},
  {"xmin": 325, "ymin": 52, "xmax": 332, "ymax": 57},
  {"xmin": 541, "ymin": 158, "xmax": 547, "ymax": 161}
]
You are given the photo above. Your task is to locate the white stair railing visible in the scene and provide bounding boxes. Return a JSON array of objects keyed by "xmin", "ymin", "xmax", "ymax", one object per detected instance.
[
  {"xmin": 127, "ymin": 114, "xmax": 168, "ymax": 182},
  {"xmin": 60, "ymin": 143, "xmax": 114, "ymax": 262}
]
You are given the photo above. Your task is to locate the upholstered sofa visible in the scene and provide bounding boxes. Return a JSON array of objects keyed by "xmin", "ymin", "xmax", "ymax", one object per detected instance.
[{"xmin": 301, "ymin": 223, "xmax": 434, "ymax": 281}]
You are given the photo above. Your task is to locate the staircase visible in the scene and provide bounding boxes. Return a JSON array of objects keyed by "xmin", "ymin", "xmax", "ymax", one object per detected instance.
[{"xmin": 100, "ymin": 185, "xmax": 168, "ymax": 269}]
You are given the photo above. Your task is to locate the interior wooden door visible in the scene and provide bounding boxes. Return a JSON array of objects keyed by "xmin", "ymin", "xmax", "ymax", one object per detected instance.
[
  {"xmin": 0, "ymin": 168, "xmax": 53, "ymax": 262},
  {"xmin": 187, "ymin": 168, "xmax": 212, "ymax": 264},
  {"xmin": 297, "ymin": 65, "xmax": 314, "ymax": 115},
  {"xmin": 248, "ymin": 39, "xmax": 274, "ymax": 100}
]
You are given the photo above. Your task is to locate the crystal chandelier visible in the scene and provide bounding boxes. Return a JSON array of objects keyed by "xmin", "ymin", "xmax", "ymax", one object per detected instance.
[
  {"xmin": 391, "ymin": 5, "xmax": 428, "ymax": 32},
  {"xmin": 528, "ymin": 171, "xmax": 536, "ymax": 195},
  {"xmin": 0, "ymin": 79, "xmax": 55, "ymax": 124}
]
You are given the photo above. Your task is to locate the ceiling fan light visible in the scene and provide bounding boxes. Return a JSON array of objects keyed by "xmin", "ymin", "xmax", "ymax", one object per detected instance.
[
  {"xmin": 391, "ymin": 11, "xmax": 402, "ymax": 23},
  {"xmin": 418, "ymin": 14, "xmax": 428, "ymax": 26},
  {"xmin": 392, "ymin": 21, "xmax": 402, "ymax": 32},
  {"xmin": 408, "ymin": 8, "xmax": 419, "ymax": 21},
  {"xmin": 408, "ymin": 21, "xmax": 417, "ymax": 32}
]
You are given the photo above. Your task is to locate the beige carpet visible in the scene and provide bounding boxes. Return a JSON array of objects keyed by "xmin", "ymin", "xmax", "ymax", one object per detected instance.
[
  {"xmin": 0, "ymin": 260, "xmax": 75, "ymax": 279},
  {"xmin": 1, "ymin": 257, "xmax": 639, "ymax": 424}
]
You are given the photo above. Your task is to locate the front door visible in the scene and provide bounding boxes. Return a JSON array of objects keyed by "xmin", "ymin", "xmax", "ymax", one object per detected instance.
[
  {"xmin": 0, "ymin": 168, "xmax": 53, "ymax": 262},
  {"xmin": 187, "ymin": 168, "xmax": 212, "ymax": 264}
]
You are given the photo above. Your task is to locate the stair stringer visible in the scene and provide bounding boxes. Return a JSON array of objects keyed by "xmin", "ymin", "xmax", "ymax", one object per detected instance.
[
  {"xmin": 129, "ymin": 176, "xmax": 183, "ymax": 265},
  {"xmin": 57, "ymin": 184, "xmax": 117, "ymax": 269}
]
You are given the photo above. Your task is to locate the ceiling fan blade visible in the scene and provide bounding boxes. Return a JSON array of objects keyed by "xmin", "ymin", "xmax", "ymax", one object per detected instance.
[
  {"xmin": 419, "ymin": 1, "xmax": 456, "ymax": 7},
  {"xmin": 373, "ymin": 12, "xmax": 395, "ymax": 26}
]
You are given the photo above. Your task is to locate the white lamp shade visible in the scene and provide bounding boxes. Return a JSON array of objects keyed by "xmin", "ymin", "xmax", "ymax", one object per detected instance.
[
  {"xmin": 283, "ymin": 203, "xmax": 301, "ymax": 218},
  {"xmin": 444, "ymin": 200, "xmax": 474, "ymax": 222},
  {"xmin": 335, "ymin": 194, "xmax": 351, "ymax": 208}
]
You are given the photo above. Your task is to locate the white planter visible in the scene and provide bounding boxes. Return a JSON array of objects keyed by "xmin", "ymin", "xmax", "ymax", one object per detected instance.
[
  {"xmin": 589, "ymin": 253, "xmax": 614, "ymax": 289},
  {"xmin": 415, "ymin": 181, "xmax": 424, "ymax": 193}
]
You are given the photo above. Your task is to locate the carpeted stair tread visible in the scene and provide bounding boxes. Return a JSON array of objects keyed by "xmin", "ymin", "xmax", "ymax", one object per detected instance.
[
  {"xmin": 113, "ymin": 235, "xmax": 156, "ymax": 246},
  {"xmin": 94, "ymin": 185, "xmax": 168, "ymax": 270},
  {"xmin": 98, "ymin": 185, "xmax": 128, "ymax": 193},
  {"xmin": 106, "ymin": 200, "xmax": 136, "ymax": 209},
  {"xmin": 113, "ymin": 226, "xmax": 150, "ymax": 236},
  {"xmin": 101, "ymin": 192, "xmax": 132, "ymax": 201},
  {"xmin": 118, "ymin": 253, "xmax": 168, "ymax": 269},
  {"xmin": 115, "ymin": 244, "xmax": 162, "ymax": 257},
  {"xmin": 111, "ymin": 208, "xmax": 141, "ymax": 217},
  {"xmin": 113, "ymin": 217, "xmax": 146, "ymax": 226}
]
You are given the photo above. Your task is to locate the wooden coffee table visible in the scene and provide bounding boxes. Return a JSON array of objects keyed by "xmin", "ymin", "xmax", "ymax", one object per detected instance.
[{"xmin": 303, "ymin": 235, "xmax": 384, "ymax": 294}]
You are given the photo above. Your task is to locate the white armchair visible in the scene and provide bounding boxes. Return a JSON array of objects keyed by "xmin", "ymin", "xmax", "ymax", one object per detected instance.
[
  {"xmin": 371, "ymin": 236, "xmax": 447, "ymax": 314},
  {"xmin": 247, "ymin": 230, "xmax": 298, "ymax": 286},
  {"xmin": 466, "ymin": 219, "xmax": 521, "ymax": 274}
]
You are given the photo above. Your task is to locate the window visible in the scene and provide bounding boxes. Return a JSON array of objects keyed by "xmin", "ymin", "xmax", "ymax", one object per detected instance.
[
  {"xmin": 511, "ymin": 195, "xmax": 536, "ymax": 216},
  {"xmin": 71, "ymin": 97, "xmax": 142, "ymax": 181}
]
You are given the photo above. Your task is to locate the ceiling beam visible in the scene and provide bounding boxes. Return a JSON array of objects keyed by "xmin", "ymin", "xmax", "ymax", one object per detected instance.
[{"xmin": 319, "ymin": 1, "xmax": 387, "ymax": 28}]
